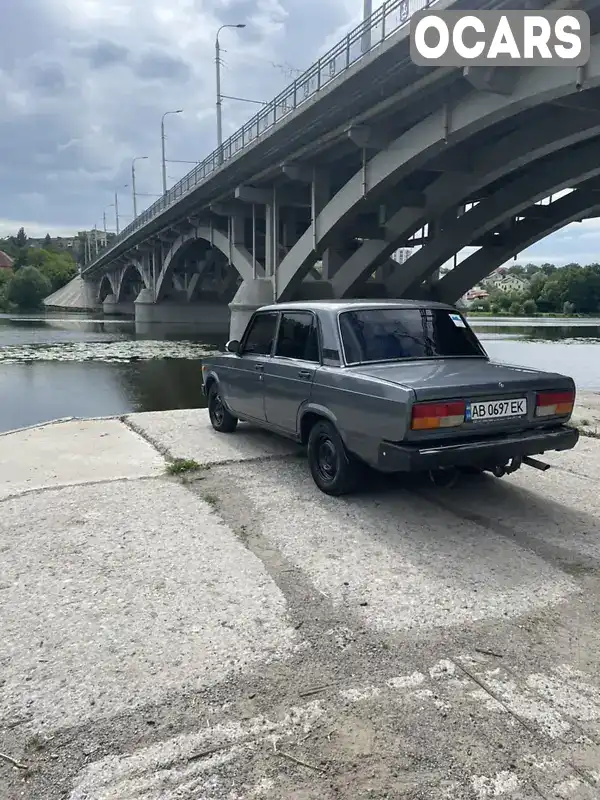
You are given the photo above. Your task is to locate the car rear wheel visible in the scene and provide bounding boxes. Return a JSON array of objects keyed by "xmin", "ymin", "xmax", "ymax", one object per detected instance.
[
  {"xmin": 307, "ymin": 420, "xmax": 360, "ymax": 496},
  {"xmin": 208, "ymin": 384, "xmax": 238, "ymax": 433}
]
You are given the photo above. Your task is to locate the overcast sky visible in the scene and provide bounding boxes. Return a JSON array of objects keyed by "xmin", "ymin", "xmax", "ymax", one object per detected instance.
[{"xmin": 1, "ymin": 0, "xmax": 598, "ymax": 267}]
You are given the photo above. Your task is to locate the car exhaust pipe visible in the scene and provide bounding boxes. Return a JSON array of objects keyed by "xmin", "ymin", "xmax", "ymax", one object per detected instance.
[{"xmin": 523, "ymin": 455, "xmax": 551, "ymax": 471}]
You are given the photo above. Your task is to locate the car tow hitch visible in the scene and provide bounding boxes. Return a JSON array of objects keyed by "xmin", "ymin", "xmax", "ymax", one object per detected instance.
[
  {"xmin": 491, "ymin": 455, "xmax": 551, "ymax": 477},
  {"xmin": 522, "ymin": 455, "xmax": 551, "ymax": 471}
]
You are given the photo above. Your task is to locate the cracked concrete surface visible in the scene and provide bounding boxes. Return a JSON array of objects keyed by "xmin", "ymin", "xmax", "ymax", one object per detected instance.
[{"xmin": 1, "ymin": 406, "xmax": 600, "ymax": 799}]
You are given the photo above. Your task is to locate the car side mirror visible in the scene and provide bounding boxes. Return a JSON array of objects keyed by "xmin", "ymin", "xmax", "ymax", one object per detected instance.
[{"xmin": 225, "ymin": 339, "xmax": 240, "ymax": 354}]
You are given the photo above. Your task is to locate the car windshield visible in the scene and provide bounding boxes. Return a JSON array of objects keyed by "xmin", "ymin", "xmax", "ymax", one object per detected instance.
[{"xmin": 338, "ymin": 307, "xmax": 486, "ymax": 364}]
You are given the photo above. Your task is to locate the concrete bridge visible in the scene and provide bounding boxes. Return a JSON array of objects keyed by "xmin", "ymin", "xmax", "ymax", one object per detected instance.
[{"xmin": 47, "ymin": 0, "xmax": 600, "ymax": 336}]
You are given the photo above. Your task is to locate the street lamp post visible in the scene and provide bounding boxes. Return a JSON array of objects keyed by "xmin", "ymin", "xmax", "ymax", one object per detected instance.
[
  {"xmin": 114, "ymin": 185, "xmax": 127, "ymax": 235},
  {"xmin": 103, "ymin": 202, "xmax": 114, "ymax": 244},
  {"xmin": 131, "ymin": 156, "xmax": 148, "ymax": 218},
  {"xmin": 215, "ymin": 23, "xmax": 246, "ymax": 157},
  {"xmin": 161, "ymin": 110, "xmax": 183, "ymax": 194},
  {"xmin": 361, "ymin": 0, "xmax": 372, "ymax": 53}
]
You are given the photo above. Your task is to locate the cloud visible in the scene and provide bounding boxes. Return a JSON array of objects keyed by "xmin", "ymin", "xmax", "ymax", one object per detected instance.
[
  {"xmin": 0, "ymin": 0, "xmax": 352, "ymax": 234},
  {"xmin": 1, "ymin": 0, "xmax": 599, "ymax": 272}
]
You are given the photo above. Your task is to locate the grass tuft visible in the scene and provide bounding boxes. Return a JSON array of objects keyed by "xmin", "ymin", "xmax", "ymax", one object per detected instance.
[
  {"xmin": 166, "ymin": 458, "xmax": 205, "ymax": 475},
  {"xmin": 203, "ymin": 493, "xmax": 219, "ymax": 508}
]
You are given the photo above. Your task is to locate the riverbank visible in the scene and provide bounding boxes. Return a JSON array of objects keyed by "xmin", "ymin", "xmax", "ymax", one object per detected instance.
[{"xmin": 2, "ymin": 404, "xmax": 600, "ymax": 799}]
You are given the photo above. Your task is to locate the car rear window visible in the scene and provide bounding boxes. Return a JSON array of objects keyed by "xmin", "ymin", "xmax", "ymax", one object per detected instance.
[{"xmin": 338, "ymin": 307, "xmax": 486, "ymax": 364}]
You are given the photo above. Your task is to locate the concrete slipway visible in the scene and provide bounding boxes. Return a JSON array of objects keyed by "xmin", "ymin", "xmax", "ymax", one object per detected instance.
[{"xmin": 1, "ymin": 397, "xmax": 600, "ymax": 799}]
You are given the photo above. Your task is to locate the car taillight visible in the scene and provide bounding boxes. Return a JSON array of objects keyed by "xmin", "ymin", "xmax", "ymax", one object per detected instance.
[
  {"xmin": 411, "ymin": 401, "xmax": 466, "ymax": 430},
  {"xmin": 535, "ymin": 390, "xmax": 574, "ymax": 417}
]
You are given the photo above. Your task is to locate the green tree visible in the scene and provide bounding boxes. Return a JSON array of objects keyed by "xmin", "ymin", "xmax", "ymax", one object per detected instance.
[
  {"xmin": 523, "ymin": 298, "xmax": 537, "ymax": 316},
  {"xmin": 43, "ymin": 233, "xmax": 52, "ymax": 249},
  {"xmin": 494, "ymin": 292, "xmax": 513, "ymax": 311},
  {"xmin": 6, "ymin": 266, "xmax": 52, "ymax": 309},
  {"xmin": 29, "ymin": 248, "xmax": 77, "ymax": 291},
  {"xmin": 15, "ymin": 227, "xmax": 27, "ymax": 247},
  {"xmin": 563, "ymin": 300, "xmax": 576, "ymax": 316},
  {"xmin": 12, "ymin": 248, "xmax": 29, "ymax": 270},
  {"xmin": 509, "ymin": 301, "xmax": 524, "ymax": 316},
  {"xmin": 0, "ymin": 268, "xmax": 12, "ymax": 311}
]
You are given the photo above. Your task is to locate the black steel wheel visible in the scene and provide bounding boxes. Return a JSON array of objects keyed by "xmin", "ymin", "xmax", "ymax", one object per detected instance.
[
  {"xmin": 208, "ymin": 384, "xmax": 238, "ymax": 433},
  {"xmin": 307, "ymin": 419, "xmax": 360, "ymax": 496}
]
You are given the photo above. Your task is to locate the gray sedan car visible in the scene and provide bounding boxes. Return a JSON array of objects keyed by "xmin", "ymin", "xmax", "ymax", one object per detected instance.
[{"xmin": 201, "ymin": 299, "xmax": 578, "ymax": 495}]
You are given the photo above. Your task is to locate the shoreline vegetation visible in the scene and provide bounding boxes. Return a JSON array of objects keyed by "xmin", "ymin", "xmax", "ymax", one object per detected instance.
[
  {"xmin": 466, "ymin": 310, "xmax": 600, "ymax": 318},
  {"xmin": 461, "ymin": 261, "xmax": 600, "ymax": 318},
  {"xmin": 0, "ymin": 228, "xmax": 77, "ymax": 312}
]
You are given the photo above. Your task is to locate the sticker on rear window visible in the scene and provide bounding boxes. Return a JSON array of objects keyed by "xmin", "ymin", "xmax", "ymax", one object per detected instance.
[{"xmin": 449, "ymin": 313, "xmax": 466, "ymax": 327}]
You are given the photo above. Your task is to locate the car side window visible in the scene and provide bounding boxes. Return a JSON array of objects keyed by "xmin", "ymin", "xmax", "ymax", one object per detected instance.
[
  {"xmin": 275, "ymin": 312, "xmax": 320, "ymax": 363},
  {"xmin": 240, "ymin": 312, "xmax": 278, "ymax": 356}
]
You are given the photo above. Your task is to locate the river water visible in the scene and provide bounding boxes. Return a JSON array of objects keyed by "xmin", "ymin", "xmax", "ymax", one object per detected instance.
[{"xmin": 1, "ymin": 311, "xmax": 599, "ymax": 434}]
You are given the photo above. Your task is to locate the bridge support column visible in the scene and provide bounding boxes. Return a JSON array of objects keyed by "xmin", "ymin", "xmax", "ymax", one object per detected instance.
[
  {"xmin": 282, "ymin": 208, "xmax": 299, "ymax": 250},
  {"xmin": 321, "ymin": 247, "xmax": 345, "ymax": 280},
  {"xmin": 424, "ymin": 209, "xmax": 457, "ymax": 290},
  {"xmin": 265, "ymin": 188, "xmax": 279, "ymax": 278},
  {"xmin": 228, "ymin": 278, "xmax": 275, "ymax": 341},
  {"xmin": 102, "ymin": 293, "xmax": 118, "ymax": 314}
]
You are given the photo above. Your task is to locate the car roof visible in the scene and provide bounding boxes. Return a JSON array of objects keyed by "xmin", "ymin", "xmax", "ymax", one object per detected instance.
[{"xmin": 256, "ymin": 298, "xmax": 457, "ymax": 313}]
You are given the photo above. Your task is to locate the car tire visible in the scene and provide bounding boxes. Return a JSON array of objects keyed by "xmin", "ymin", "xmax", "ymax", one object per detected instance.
[
  {"xmin": 307, "ymin": 419, "xmax": 360, "ymax": 496},
  {"xmin": 208, "ymin": 384, "xmax": 238, "ymax": 433}
]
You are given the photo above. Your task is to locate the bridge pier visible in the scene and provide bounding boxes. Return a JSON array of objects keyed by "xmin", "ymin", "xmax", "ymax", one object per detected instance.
[
  {"xmin": 228, "ymin": 278, "xmax": 275, "ymax": 341},
  {"xmin": 228, "ymin": 276, "xmax": 341, "ymax": 340},
  {"xmin": 102, "ymin": 294, "xmax": 134, "ymax": 316},
  {"xmin": 134, "ymin": 288, "xmax": 229, "ymax": 331}
]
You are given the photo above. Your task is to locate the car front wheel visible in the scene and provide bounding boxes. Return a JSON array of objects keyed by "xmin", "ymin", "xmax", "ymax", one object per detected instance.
[
  {"xmin": 307, "ymin": 420, "xmax": 360, "ymax": 496},
  {"xmin": 208, "ymin": 384, "xmax": 238, "ymax": 433}
]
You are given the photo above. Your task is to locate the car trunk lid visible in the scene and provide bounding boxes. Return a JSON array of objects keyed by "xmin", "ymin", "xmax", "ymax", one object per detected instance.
[
  {"xmin": 349, "ymin": 357, "xmax": 575, "ymax": 439},
  {"xmin": 351, "ymin": 358, "xmax": 571, "ymax": 399}
]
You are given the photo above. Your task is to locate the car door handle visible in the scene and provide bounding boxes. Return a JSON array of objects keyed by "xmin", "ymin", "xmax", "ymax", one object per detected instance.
[
  {"xmin": 255, "ymin": 363, "xmax": 264, "ymax": 371},
  {"xmin": 298, "ymin": 370, "xmax": 311, "ymax": 378}
]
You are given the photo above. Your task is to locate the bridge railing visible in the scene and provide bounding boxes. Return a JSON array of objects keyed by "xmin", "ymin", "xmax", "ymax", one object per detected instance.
[{"xmin": 84, "ymin": 0, "xmax": 432, "ymax": 270}]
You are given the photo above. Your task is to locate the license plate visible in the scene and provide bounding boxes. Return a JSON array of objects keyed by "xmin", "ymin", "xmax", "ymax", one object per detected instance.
[{"xmin": 466, "ymin": 397, "xmax": 527, "ymax": 421}]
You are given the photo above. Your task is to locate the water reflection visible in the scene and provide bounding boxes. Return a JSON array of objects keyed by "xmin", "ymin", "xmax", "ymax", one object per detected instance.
[{"xmin": 118, "ymin": 359, "xmax": 207, "ymax": 412}]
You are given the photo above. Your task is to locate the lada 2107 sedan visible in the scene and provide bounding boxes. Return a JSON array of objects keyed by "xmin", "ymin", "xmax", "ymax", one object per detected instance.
[{"xmin": 201, "ymin": 299, "xmax": 579, "ymax": 495}]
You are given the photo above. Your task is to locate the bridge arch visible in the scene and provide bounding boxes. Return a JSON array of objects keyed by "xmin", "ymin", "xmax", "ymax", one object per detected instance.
[
  {"xmin": 435, "ymin": 188, "xmax": 600, "ymax": 304},
  {"xmin": 115, "ymin": 260, "xmax": 148, "ymax": 303},
  {"xmin": 155, "ymin": 226, "xmax": 259, "ymax": 302},
  {"xmin": 332, "ymin": 111, "xmax": 600, "ymax": 297},
  {"xmin": 384, "ymin": 136, "xmax": 600, "ymax": 297},
  {"xmin": 275, "ymin": 34, "xmax": 600, "ymax": 301},
  {"xmin": 97, "ymin": 273, "xmax": 117, "ymax": 303}
]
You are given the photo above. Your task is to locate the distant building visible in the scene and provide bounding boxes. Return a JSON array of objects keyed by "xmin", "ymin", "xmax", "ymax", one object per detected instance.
[
  {"xmin": 486, "ymin": 273, "xmax": 529, "ymax": 294},
  {"xmin": 392, "ymin": 247, "xmax": 414, "ymax": 264},
  {"xmin": 461, "ymin": 287, "xmax": 489, "ymax": 307},
  {"xmin": 0, "ymin": 250, "xmax": 13, "ymax": 270},
  {"xmin": 28, "ymin": 236, "xmax": 77, "ymax": 251}
]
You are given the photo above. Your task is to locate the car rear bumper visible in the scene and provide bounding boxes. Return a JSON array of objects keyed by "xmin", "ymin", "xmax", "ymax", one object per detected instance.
[{"xmin": 376, "ymin": 425, "xmax": 579, "ymax": 473}]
